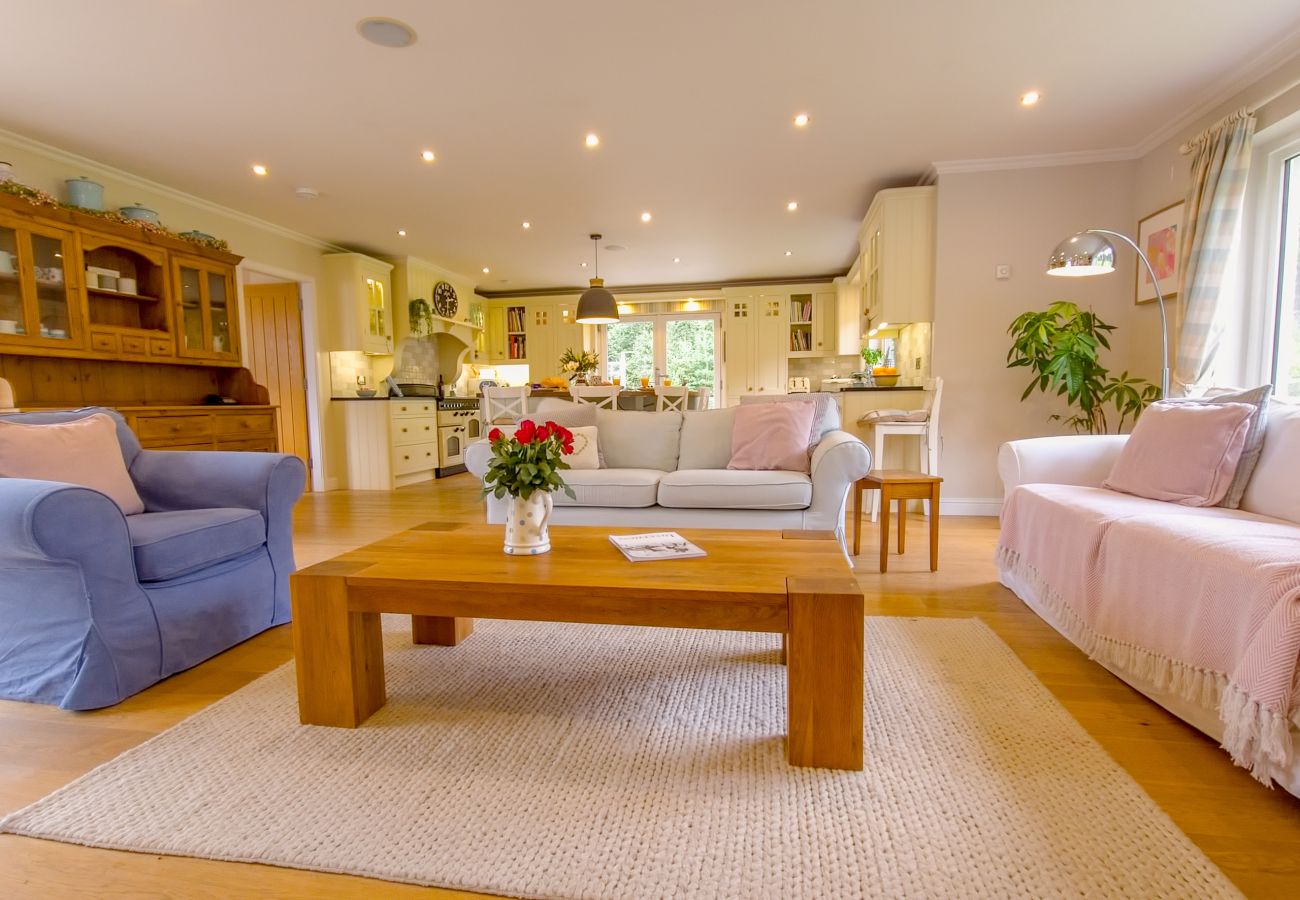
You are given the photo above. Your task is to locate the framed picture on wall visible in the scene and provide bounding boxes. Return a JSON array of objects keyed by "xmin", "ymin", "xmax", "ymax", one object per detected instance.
[{"xmin": 1134, "ymin": 201, "xmax": 1183, "ymax": 305}]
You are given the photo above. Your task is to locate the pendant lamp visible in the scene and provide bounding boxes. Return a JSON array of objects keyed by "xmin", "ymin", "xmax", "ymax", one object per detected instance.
[{"xmin": 576, "ymin": 233, "xmax": 619, "ymax": 324}]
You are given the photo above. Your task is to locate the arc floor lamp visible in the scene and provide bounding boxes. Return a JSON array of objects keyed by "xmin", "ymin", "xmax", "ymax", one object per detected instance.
[{"xmin": 1046, "ymin": 229, "xmax": 1171, "ymax": 398}]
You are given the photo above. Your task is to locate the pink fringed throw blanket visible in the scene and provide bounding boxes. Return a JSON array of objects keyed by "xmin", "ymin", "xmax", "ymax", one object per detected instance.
[{"xmin": 998, "ymin": 484, "xmax": 1300, "ymax": 785}]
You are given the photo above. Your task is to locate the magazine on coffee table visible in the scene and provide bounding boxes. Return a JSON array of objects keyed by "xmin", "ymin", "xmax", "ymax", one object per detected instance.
[{"xmin": 609, "ymin": 532, "xmax": 707, "ymax": 562}]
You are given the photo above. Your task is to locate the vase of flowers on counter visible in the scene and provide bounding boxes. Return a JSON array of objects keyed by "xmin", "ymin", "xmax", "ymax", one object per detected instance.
[
  {"xmin": 559, "ymin": 347, "xmax": 599, "ymax": 384},
  {"xmin": 483, "ymin": 419, "xmax": 577, "ymax": 555}
]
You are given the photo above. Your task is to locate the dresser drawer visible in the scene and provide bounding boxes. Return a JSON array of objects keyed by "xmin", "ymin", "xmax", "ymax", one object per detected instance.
[
  {"xmin": 216, "ymin": 437, "xmax": 277, "ymax": 452},
  {"xmin": 392, "ymin": 440, "xmax": 438, "ymax": 475},
  {"xmin": 89, "ymin": 330, "xmax": 119, "ymax": 353},
  {"xmin": 390, "ymin": 416, "xmax": 436, "ymax": 446},
  {"xmin": 214, "ymin": 412, "xmax": 276, "ymax": 436},
  {"xmin": 390, "ymin": 400, "xmax": 437, "ymax": 418},
  {"xmin": 149, "ymin": 337, "xmax": 174, "ymax": 357},
  {"xmin": 134, "ymin": 414, "xmax": 215, "ymax": 442},
  {"xmin": 120, "ymin": 334, "xmax": 148, "ymax": 355}
]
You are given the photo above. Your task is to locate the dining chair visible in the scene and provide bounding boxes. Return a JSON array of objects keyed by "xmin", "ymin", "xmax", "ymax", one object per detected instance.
[
  {"xmin": 655, "ymin": 385, "xmax": 690, "ymax": 412},
  {"xmin": 570, "ymin": 384, "xmax": 621, "ymax": 410},
  {"xmin": 692, "ymin": 386, "xmax": 713, "ymax": 410},
  {"xmin": 481, "ymin": 385, "xmax": 530, "ymax": 426}
]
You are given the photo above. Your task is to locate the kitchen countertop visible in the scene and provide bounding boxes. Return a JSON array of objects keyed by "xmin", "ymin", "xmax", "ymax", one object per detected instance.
[{"xmin": 832, "ymin": 385, "xmax": 924, "ymax": 392}]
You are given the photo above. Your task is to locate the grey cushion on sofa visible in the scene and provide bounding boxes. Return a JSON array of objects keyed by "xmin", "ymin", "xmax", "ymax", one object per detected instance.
[
  {"xmin": 126, "ymin": 508, "xmax": 266, "ymax": 582},
  {"xmin": 658, "ymin": 469, "xmax": 812, "ymax": 510},
  {"xmin": 551, "ymin": 469, "xmax": 663, "ymax": 507},
  {"xmin": 1165, "ymin": 385, "xmax": 1271, "ymax": 509},
  {"xmin": 678, "ymin": 408, "xmax": 737, "ymax": 469},
  {"xmin": 532, "ymin": 398, "xmax": 604, "ymax": 466},
  {"xmin": 596, "ymin": 409, "xmax": 683, "ymax": 470}
]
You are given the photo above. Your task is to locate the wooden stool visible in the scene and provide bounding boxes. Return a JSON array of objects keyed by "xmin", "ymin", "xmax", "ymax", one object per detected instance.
[{"xmin": 852, "ymin": 469, "xmax": 942, "ymax": 573}]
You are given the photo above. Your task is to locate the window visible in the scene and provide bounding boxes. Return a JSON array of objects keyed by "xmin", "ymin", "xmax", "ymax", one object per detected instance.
[
  {"xmin": 1273, "ymin": 152, "xmax": 1300, "ymax": 399},
  {"xmin": 603, "ymin": 312, "xmax": 719, "ymax": 401}
]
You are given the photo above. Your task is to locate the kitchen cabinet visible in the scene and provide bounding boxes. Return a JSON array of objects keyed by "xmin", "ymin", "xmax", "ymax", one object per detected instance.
[
  {"xmin": 480, "ymin": 299, "xmax": 585, "ymax": 377},
  {"xmin": 0, "ymin": 212, "xmax": 81, "ymax": 352},
  {"xmin": 483, "ymin": 304, "xmax": 508, "ymax": 362},
  {"xmin": 859, "ymin": 186, "xmax": 936, "ymax": 327},
  {"xmin": 786, "ymin": 290, "xmax": 838, "ymax": 357},
  {"xmin": 173, "ymin": 255, "xmax": 240, "ymax": 362},
  {"xmin": 723, "ymin": 293, "xmax": 787, "ymax": 404},
  {"xmin": 834, "ymin": 270, "xmax": 867, "ymax": 356},
  {"xmin": 322, "ymin": 252, "xmax": 393, "ymax": 355},
  {"xmin": 339, "ymin": 398, "xmax": 439, "ymax": 490}
]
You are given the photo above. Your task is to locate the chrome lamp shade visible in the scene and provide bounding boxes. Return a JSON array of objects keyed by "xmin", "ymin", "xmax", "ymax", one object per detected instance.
[
  {"xmin": 576, "ymin": 277, "xmax": 619, "ymax": 325},
  {"xmin": 1046, "ymin": 232, "xmax": 1116, "ymax": 277}
]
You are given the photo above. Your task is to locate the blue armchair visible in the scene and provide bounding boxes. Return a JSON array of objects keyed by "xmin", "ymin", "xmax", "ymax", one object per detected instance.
[{"xmin": 0, "ymin": 407, "xmax": 306, "ymax": 709}]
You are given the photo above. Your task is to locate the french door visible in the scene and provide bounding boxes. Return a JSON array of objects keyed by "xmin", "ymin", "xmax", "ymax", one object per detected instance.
[{"xmin": 603, "ymin": 313, "xmax": 720, "ymax": 402}]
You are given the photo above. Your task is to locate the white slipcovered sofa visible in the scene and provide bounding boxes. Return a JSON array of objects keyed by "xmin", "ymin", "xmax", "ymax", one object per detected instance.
[
  {"xmin": 997, "ymin": 399, "xmax": 1300, "ymax": 795},
  {"xmin": 465, "ymin": 396, "xmax": 871, "ymax": 558}
]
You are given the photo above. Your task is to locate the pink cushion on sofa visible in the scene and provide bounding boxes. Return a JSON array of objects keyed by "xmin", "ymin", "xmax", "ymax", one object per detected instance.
[
  {"xmin": 0, "ymin": 412, "xmax": 144, "ymax": 514},
  {"xmin": 727, "ymin": 400, "xmax": 816, "ymax": 473},
  {"xmin": 1102, "ymin": 401, "xmax": 1254, "ymax": 507}
]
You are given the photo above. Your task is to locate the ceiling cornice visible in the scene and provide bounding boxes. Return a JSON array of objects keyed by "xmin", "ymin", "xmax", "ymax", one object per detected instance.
[
  {"xmin": 930, "ymin": 146, "xmax": 1141, "ymax": 176},
  {"xmin": 475, "ymin": 273, "xmax": 841, "ymax": 299},
  {"xmin": 0, "ymin": 126, "xmax": 345, "ymax": 252}
]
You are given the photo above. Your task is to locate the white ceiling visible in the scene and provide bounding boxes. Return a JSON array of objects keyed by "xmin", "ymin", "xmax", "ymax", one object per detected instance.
[{"xmin": 3, "ymin": 1, "xmax": 1299, "ymax": 291}]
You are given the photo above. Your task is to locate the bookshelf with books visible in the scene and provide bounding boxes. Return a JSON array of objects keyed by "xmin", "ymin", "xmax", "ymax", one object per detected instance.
[{"xmin": 506, "ymin": 304, "xmax": 527, "ymax": 360}]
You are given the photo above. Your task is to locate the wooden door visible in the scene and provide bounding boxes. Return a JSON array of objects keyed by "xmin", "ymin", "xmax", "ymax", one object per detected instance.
[{"xmin": 243, "ymin": 282, "xmax": 311, "ymax": 480}]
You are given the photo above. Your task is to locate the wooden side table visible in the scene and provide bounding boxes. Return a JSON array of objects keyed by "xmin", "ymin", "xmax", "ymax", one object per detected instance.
[{"xmin": 852, "ymin": 469, "xmax": 942, "ymax": 572}]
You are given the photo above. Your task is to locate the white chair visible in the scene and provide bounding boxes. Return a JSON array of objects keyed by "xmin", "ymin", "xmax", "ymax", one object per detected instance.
[
  {"xmin": 693, "ymin": 386, "xmax": 713, "ymax": 410},
  {"xmin": 0, "ymin": 377, "xmax": 15, "ymax": 414},
  {"xmin": 570, "ymin": 384, "xmax": 621, "ymax": 410},
  {"xmin": 655, "ymin": 385, "xmax": 690, "ymax": 412},
  {"xmin": 858, "ymin": 377, "xmax": 943, "ymax": 522},
  {"xmin": 481, "ymin": 385, "xmax": 530, "ymax": 426}
]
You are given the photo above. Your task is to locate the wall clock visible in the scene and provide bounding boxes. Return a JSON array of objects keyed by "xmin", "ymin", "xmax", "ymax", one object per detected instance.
[{"xmin": 432, "ymin": 281, "xmax": 458, "ymax": 318}]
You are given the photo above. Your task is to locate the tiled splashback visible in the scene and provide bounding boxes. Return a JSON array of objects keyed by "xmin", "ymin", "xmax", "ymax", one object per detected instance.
[
  {"xmin": 329, "ymin": 351, "xmax": 394, "ymax": 397},
  {"xmin": 788, "ymin": 355, "xmax": 862, "ymax": 381},
  {"xmin": 787, "ymin": 322, "xmax": 932, "ymax": 386}
]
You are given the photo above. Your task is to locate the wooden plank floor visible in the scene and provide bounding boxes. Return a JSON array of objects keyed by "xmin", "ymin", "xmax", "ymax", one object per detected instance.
[{"xmin": 1, "ymin": 474, "xmax": 1297, "ymax": 898}]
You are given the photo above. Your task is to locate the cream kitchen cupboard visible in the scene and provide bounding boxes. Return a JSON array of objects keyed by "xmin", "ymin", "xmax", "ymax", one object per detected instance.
[
  {"xmin": 786, "ymin": 290, "xmax": 838, "ymax": 357},
  {"xmin": 480, "ymin": 298, "xmax": 583, "ymax": 377},
  {"xmin": 858, "ymin": 186, "xmax": 936, "ymax": 327},
  {"xmin": 322, "ymin": 253, "xmax": 394, "ymax": 354},
  {"xmin": 339, "ymin": 398, "xmax": 438, "ymax": 490},
  {"xmin": 723, "ymin": 293, "xmax": 787, "ymax": 404}
]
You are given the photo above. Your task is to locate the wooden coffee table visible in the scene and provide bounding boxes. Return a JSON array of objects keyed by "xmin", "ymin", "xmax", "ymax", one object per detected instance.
[{"xmin": 291, "ymin": 523, "xmax": 864, "ymax": 770}]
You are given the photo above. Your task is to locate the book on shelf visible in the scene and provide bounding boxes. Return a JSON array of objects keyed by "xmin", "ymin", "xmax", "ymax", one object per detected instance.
[{"xmin": 609, "ymin": 532, "xmax": 707, "ymax": 562}]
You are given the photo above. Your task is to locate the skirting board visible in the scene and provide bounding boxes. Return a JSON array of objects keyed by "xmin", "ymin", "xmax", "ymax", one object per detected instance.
[{"xmin": 938, "ymin": 497, "xmax": 1002, "ymax": 517}]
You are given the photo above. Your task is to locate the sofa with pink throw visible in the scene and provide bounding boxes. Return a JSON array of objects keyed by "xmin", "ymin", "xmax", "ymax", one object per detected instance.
[{"xmin": 996, "ymin": 400, "xmax": 1300, "ymax": 795}]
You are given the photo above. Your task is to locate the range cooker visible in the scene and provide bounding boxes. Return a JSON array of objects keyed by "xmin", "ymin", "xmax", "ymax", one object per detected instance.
[{"xmin": 435, "ymin": 396, "xmax": 481, "ymax": 477}]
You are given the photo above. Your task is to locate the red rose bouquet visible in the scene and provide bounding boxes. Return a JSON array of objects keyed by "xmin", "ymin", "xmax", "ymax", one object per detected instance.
[{"xmin": 483, "ymin": 419, "xmax": 578, "ymax": 501}]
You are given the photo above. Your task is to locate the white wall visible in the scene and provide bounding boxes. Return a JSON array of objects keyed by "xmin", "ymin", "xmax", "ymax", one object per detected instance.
[{"xmin": 932, "ymin": 162, "xmax": 1140, "ymax": 509}]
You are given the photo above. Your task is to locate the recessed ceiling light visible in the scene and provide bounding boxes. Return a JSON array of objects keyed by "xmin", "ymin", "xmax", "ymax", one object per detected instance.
[
  {"xmin": 397, "ymin": 229, "xmax": 406, "ymax": 237},
  {"xmin": 420, "ymin": 149, "xmax": 436, "ymax": 162},
  {"xmin": 878, "ymin": 321, "xmax": 890, "ymax": 328},
  {"xmin": 784, "ymin": 250, "xmax": 792, "ymax": 256},
  {"xmin": 481, "ymin": 267, "xmax": 490, "ymax": 274},
  {"xmin": 251, "ymin": 164, "xmax": 268, "ymax": 176},
  {"xmin": 640, "ymin": 211, "xmax": 652, "ymax": 223},
  {"xmin": 793, "ymin": 113, "xmax": 810, "ymax": 127},
  {"xmin": 581, "ymin": 262, "xmax": 588, "ymax": 268},
  {"xmin": 585, "ymin": 133, "xmax": 600, "ymax": 148},
  {"xmin": 357, "ymin": 17, "xmax": 417, "ymax": 48},
  {"xmin": 787, "ymin": 201, "xmax": 798, "ymax": 211},
  {"xmin": 1020, "ymin": 90, "xmax": 1041, "ymax": 107},
  {"xmin": 673, "ymin": 257, "xmax": 681, "ymax": 263},
  {"xmin": 522, "ymin": 221, "xmax": 531, "ymax": 229}
]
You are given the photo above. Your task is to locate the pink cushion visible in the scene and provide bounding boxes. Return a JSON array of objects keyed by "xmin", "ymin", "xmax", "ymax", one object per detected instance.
[
  {"xmin": 0, "ymin": 413, "xmax": 144, "ymax": 514},
  {"xmin": 727, "ymin": 400, "xmax": 816, "ymax": 473},
  {"xmin": 1102, "ymin": 402, "xmax": 1254, "ymax": 507}
]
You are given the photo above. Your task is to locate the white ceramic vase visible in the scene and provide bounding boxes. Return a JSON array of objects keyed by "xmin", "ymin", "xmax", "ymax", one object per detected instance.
[{"xmin": 504, "ymin": 490, "xmax": 553, "ymax": 555}]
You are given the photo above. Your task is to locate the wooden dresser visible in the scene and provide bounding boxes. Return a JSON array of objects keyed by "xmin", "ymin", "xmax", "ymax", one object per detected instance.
[{"xmin": 118, "ymin": 406, "xmax": 279, "ymax": 452}]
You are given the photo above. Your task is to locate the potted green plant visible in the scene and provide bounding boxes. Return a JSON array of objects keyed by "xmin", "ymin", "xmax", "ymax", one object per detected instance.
[
  {"xmin": 408, "ymin": 298, "xmax": 432, "ymax": 336},
  {"xmin": 1006, "ymin": 301, "xmax": 1159, "ymax": 434}
]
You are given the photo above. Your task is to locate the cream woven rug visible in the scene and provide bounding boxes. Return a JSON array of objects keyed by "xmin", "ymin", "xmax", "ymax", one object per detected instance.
[{"xmin": 2, "ymin": 617, "xmax": 1239, "ymax": 899}]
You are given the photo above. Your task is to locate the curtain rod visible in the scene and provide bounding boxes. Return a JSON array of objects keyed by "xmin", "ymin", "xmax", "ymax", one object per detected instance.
[{"xmin": 1179, "ymin": 73, "xmax": 1300, "ymax": 154}]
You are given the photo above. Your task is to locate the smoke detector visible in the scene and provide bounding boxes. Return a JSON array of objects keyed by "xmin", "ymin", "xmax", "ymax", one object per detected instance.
[
  {"xmin": 357, "ymin": 17, "xmax": 417, "ymax": 48},
  {"xmin": 294, "ymin": 187, "xmax": 319, "ymax": 201}
]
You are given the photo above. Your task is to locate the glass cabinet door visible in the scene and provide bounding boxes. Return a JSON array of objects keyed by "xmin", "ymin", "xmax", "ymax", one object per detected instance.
[
  {"xmin": 31, "ymin": 231, "xmax": 74, "ymax": 343},
  {"xmin": 0, "ymin": 224, "xmax": 22, "ymax": 339},
  {"xmin": 178, "ymin": 265, "xmax": 205, "ymax": 354},
  {"xmin": 366, "ymin": 276, "xmax": 385, "ymax": 340},
  {"xmin": 207, "ymin": 271, "xmax": 232, "ymax": 355}
]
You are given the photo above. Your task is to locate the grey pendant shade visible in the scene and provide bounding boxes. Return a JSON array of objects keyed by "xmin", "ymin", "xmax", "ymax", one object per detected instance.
[{"xmin": 576, "ymin": 233, "xmax": 620, "ymax": 324}]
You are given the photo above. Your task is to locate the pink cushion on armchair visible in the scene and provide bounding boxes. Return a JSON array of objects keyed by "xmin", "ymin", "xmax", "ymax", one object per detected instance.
[
  {"xmin": 728, "ymin": 400, "xmax": 817, "ymax": 473},
  {"xmin": 0, "ymin": 412, "xmax": 144, "ymax": 514},
  {"xmin": 1102, "ymin": 401, "xmax": 1254, "ymax": 507}
]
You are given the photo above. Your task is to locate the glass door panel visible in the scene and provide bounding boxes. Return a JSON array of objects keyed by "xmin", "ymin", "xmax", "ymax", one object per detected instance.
[
  {"xmin": 179, "ymin": 265, "xmax": 205, "ymax": 353},
  {"xmin": 207, "ymin": 271, "xmax": 231, "ymax": 354},
  {"xmin": 1274, "ymin": 153, "xmax": 1300, "ymax": 401},
  {"xmin": 31, "ymin": 233, "xmax": 72, "ymax": 341},
  {"xmin": 0, "ymin": 225, "xmax": 23, "ymax": 337},
  {"xmin": 605, "ymin": 319, "xmax": 654, "ymax": 387},
  {"xmin": 366, "ymin": 277, "xmax": 386, "ymax": 340},
  {"xmin": 665, "ymin": 317, "xmax": 718, "ymax": 400}
]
